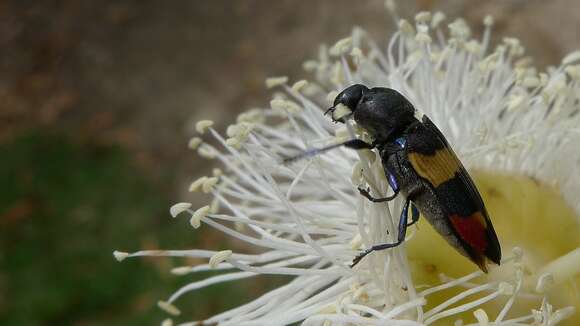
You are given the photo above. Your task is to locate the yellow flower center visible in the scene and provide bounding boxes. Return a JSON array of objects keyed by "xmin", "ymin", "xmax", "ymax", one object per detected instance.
[{"xmin": 406, "ymin": 171, "xmax": 580, "ymax": 325}]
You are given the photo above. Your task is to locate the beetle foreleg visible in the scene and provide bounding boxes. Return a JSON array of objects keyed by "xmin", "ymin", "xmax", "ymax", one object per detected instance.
[{"xmin": 283, "ymin": 139, "xmax": 374, "ymax": 164}]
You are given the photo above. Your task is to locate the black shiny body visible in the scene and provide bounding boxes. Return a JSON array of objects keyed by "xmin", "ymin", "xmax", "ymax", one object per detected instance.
[
  {"xmin": 328, "ymin": 84, "xmax": 501, "ymax": 271},
  {"xmin": 377, "ymin": 119, "xmax": 473, "ymax": 262}
]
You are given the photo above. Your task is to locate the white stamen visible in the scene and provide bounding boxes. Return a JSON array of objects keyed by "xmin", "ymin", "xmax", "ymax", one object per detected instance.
[
  {"xmin": 190, "ymin": 205, "xmax": 209, "ymax": 229},
  {"xmin": 225, "ymin": 137, "xmax": 241, "ymax": 149},
  {"xmin": 237, "ymin": 109, "xmax": 265, "ymax": 124},
  {"xmin": 265, "ymin": 76, "xmax": 289, "ymax": 88},
  {"xmin": 562, "ymin": 50, "xmax": 580, "ymax": 65},
  {"xmin": 398, "ymin": 19, "xmax": 415, "ymax": 37},
  {"xmin": 188, "ymin": 176, "xmax": 208, "ymax": 192},
  {"xmin": 195, "ymin": 120, "xmax": 214, "ymax": 134},
  {"xmin": 210, "ymin": 250, "xmax": 233, "ymax": 268},
  {"xmin": 270, "ymin": 99, "xmax": 302, "ymax": 113},
  {"xmin": 416, "ymin": 32, "xmax": 432, "ymax": 44},
  {"xmin": 415, "ymin": 11, "xmax": 431, "ymax": 24},
  {"xmin": 483, "ymin": 15, "xmax": 494, "ymax": 27},
  {"xmin": 188, "ymin": 137, "xmax": 202, "ymax": 150},
  {"xmin": 535, "ymin": 273, "xmax": 554, "ymax": 293},
  {"xmin": 158, "ymin": 301, "xmax": 181, "ymax": 316},
  {"xmin": 202, "ymin": 177, "xmax": 219, "ymax": 193},
  {"xmin": 350, "ymin": 47, "xmax": 364, "ymax": 65},
  {"xmin": 197, "ymin": 144, "xmax": 217, "ymax": 159},
  {"xmin": 533, "ymin": 248, "xmax": 580, "ymax": 290},
  {"xmin": 330, "ymin": 37, "xmax": 352, "ymax": 56},
  {"xmin": 350, "ymin": 233, "xmax": 362, "ymax": 249},
  {"xmin": 474, "ymin": 309, "xmax": 489, "ymax": 326},
  {"xmin": 292, "ymin": 80, "xmax": 308, "ymax": 92},
  {"xmin": 171, "ymin": 266, "xmax": 192, "ymax": 275},
  {"xmin": 351, "ymin": 161, "xmax": 364, "ymax": 186},
  {"xmin": 384, "ymin": 0, "xmax": 396, "ymax": 13},
  {"xmin": 303, "ymin": 60, "xmax": 318, "ymax": 72},
  {"xmin": 170, "ymin": 202, "xmax": 192, "ymax": 218},
  {"xmin": 431, "ymin": 12, "xmax": 445, "ymax": 29},
  {"xmin": 113, "ymin": 251, "xmax": 129, "ymax": 262}
]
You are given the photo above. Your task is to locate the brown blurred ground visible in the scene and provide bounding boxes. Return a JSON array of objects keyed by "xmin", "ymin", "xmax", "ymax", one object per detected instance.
[{"xmin": 2, "ymin": 0, "xmax": 580, "ymax": 195}]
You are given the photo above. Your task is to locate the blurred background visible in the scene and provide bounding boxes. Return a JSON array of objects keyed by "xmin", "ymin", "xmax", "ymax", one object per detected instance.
[{"xmin": 1, "ymin": 1, "xmax": 579, "ymax": 325}]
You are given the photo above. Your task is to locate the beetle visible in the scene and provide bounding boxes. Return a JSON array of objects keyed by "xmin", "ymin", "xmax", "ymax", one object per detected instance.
[{"xmin": 285, "ymin": 84, "xmax": 501, "ymax": 272}]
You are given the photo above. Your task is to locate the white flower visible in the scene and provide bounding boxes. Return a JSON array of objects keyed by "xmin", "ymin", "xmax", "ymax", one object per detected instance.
[{"xmin": 115, "ymin": 8, "xmax": 580, "ymax": 326}]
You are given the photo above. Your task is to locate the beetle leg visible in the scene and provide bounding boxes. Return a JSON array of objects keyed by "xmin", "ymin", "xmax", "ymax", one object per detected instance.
[
  {"xmin": 350, "ymin": 198, "xmax": 410, "ymax": 267},
  {"xmin": 283, "ymin": 139, "xmax": 374, "ymax": 164},
  {"xmin": 357, "ymin": 187, "xmax": 399, "ymax": 202},
  {"xmin": 406, "ymin": 203, "xmax": 420, "ymax": 227},
  {"xmin": 342, "ymin": 139, "xmax": 375, "ymax": 150}
]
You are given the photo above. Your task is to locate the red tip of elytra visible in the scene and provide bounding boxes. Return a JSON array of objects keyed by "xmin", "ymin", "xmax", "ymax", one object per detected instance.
[{"xmin": 449, "ymin": 213, "xmax": 488, "ymax": 254}]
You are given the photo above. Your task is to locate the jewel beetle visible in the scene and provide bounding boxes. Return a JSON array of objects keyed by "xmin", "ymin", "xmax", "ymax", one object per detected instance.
[{"xmin": 285, "ymin": 84, "xmax": 501, "ymax": 272}]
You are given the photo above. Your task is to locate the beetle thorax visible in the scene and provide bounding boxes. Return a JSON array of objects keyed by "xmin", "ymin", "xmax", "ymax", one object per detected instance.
[{"xmin": 353, "ymin": 87, "xmax": 417, "ymax": 142}]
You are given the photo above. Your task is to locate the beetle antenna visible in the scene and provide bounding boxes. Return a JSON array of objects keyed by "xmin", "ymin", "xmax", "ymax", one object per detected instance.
[
  {"xmin": 323, "ymin": 106, "xmax": 335, "ymax": 116},
  {"xmin": 282, "ymin": 139, "xmax": 374, "ymax": 164}
]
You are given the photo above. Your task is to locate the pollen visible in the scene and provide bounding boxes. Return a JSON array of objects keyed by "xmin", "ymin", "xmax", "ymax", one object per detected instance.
[
  {"xmin": 202, "ymin": 177, "xmax": 219, "ymax": 193},
  {"xmin": 225, "ymin": 137, "xmax": 241, "ymax": 149},
  {"xmin": 188, "ymin": 176, "xmax": 208, "ymax": 192},
  {"xmin": 329, "ymin": 37, "xmax": 352, "ymax": 56},
  {"xmin": 190, "ymin": 205, "xmax": 209, "ymax": 229},
  {"xmin": 562, "ymin": 50, "xmax": 580, "ymax": 65},
  {"xmin": 188, "ymin": 137, "xmax": 203, "ymax": 150},
  {"xmin": 195, "ymin": 120, "xmax": 214, "ymax": 134},
  {"xmin": 270, "ymin": 99, "xmax": 301, "ymax": 113},
  {"xmin": 265, "ymin": 76, "xmax": 288, "ymax": 89},
  {"xmin": 197, "ymin": 144, "xmax": 217, "ymax": 159},
  {"xmin": 398, "ymin": 19, "xmax": 415, "ymax": 37},
  {"xmin": 431, "ymin": 12, "xmax": 446, "ymax": 28},
  {"xmin": 291, "ymin": 80, "xmax": 308, "ymax": 92},
  {"xmin": 209, "ymin": 250, "xmax": 232, "ymax": 268},
  {"xmin": 237, "ymin": 108, "xmax": 265, "ymax": 124},
  {"xmin": 483, "ymin": 15, "xmax": 494, "ymax": 27},
  {"xmin": 157, "ymin": 301, "xmax": 181, "ymax": 316},
  {"xmin": 171, "ymin": 266, "xmax": 191, "ymax": 275},
  {"xmin": 473, "ymin": 309, "xmax": 489, "ymax": 326},
  {"xmin": 169, "ymin": 202, "xmax": 192, "ymax": 217},
  {"xmin": 350, "ymin": 47, "xmax": 364, "ymax": 65},
  {"xmin": 113, "ymin": 251, "xmax": 129, "ymax": 262},
  {"xmin": 415, "ymin": 11, "xmax": 431, "ymax": 24},
  {"xmin": 415, "ymin": 32, "xmax": 432, "ymax": 44}
]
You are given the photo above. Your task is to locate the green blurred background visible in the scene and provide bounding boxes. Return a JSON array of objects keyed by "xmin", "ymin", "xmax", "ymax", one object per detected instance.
[{"xmin": 1, "ymin": 1, "xmax": 579, "ymax": 325}]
